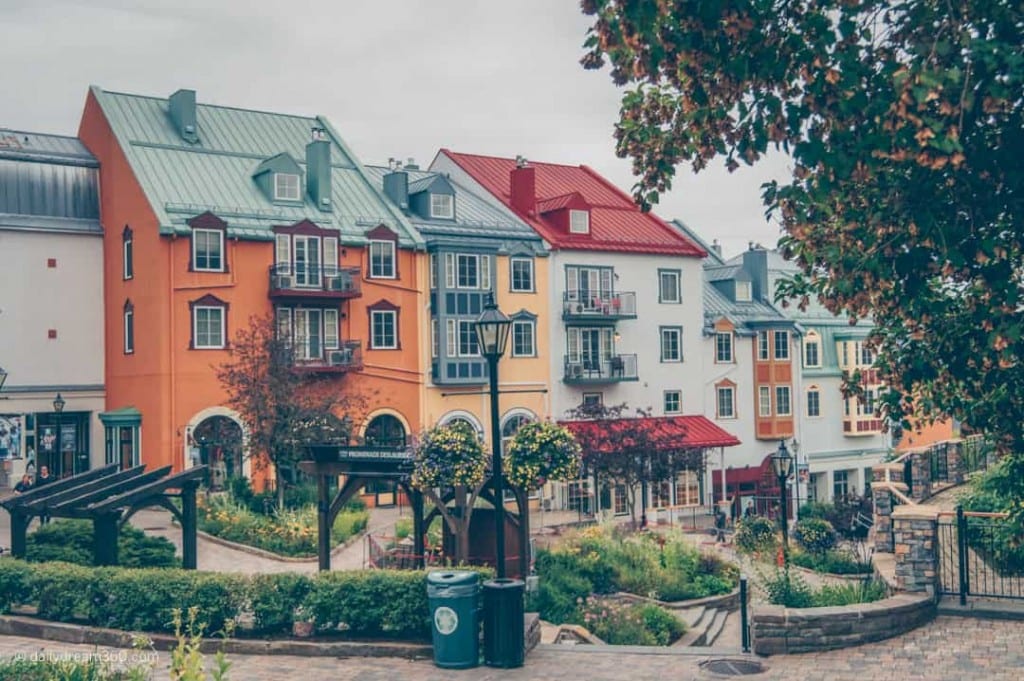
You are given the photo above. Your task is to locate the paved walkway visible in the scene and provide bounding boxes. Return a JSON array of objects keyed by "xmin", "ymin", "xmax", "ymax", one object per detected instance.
[{"xmin": 1, "ymin": 616, "xmax": 1022, "ymax": 680}]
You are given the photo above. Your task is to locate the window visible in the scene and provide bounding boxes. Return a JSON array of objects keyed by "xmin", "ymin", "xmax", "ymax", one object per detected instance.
[
  {"xmin": 735, "ymin": 280, "xmax": 752, "ymax": 301},
  {"xmin": 566, "ymin": 265, "xmax": 613, "ymax": 304},
  {"xmin": 860, "ymin": 343, "xmax": 874, "ymax": 366},
  {"xmin": 431, "ymin": 319, "xmax": 438, "ymax": 358},
  {"xmin": 674, "ymin": 470, "xmax": 701, "ymax": 506},
  {"xmin": 193, "ymin": 306, "xmax": 225, "ymax": 349},
  {"xmin": 104, "ymin": 424, "xmax": 140, "ymax": 470},
  {"xmin": 370, "ymin": 310, "xmax": 397, "ymax": 349},
  {"xmin": 658, "ymin": 269, "xmax": 681, "ymax": 303},
  {"xmin": 775, "ymin": 386, "xmax": 792, "ymax": 416},
  {"xmin": 758, "ymin": 386, "xmax": 772, "ymax": 417},
  {"xmin": 369, "ymin": 240, "xmax": 396, "ymax": 278},
  {"xmin": 511, "ymin": 320, "xmax": 535, "ymax": 357},
  {"xmin": 569, "ymin": 210, "xmax": 590, "ymax": 234},
  {"xmin": 613, "ymin": 484, "xmax": 628, "ymax": 515},
  {"xmin": 804, "ymin": 334, "xmax": 821, "ymax": 367},
  {"xmin": 457, "ymin": 320, "xmax": 479, "ymax": 356},
  {"xmin": 510, "ymin": 258, "xmax": 534, "ymax": 292},
  {"xmin": 123, "ymin": 300, "xmax": 134, "ymax": 355},
  {"xmin": 716, "ymin": 332, "xmax": 733, "ymax": 363},
  {"xmin": 457, "ymin": 254, "xmax": 479, "ymax": 288},
  {"xmin": 807, "ymin": 387, "xmax": 821, "ymax": 417},
  {"xmin": 717, "ymin": 386, "xmax": 735, "ymax": 418},
  {"xmin": 122, "ymin": 226, "xmax": 133, "ymax": 280},
  {"xmin": 192, "ymin": 229, "xmax": 224, "ymax": 272},
  {"xmin": 430, "ymin": 193, "xmax": 454, "ymax": 219},
  {"xmin": 582, "ymin": 392, "xmax": 603, "ymax": 408},
  {"xmin": 757, "ymin": 330, "xmax": 770, "ymax": 360},
  {"xmin": 840, "ymin": 342, "xmax": 850, "ymax": 368},
  {"xmin": 444, "ymin": 253, "xmax": 489, "ymax": 290},
  {"xmin": 664, "ymin": 390, "xmax": 682, "ymax": 414},
  {"xmin": 660, "ymin": 326, "xmax": 682, "ymax": 362},
  {"xmin": 833, "ymin": 470, "xmax": 850, "ymax": 499},
  {"xmin": 365, "ymin": 414, "xmax": 407, "ymax": 448},
  {"xmin": 429, "ymin": 253, "xmax": 437, "ymax": 289},
  {"xmin": 774, "ymin": 330, "xmax": 790, "ymax": 360},
  {"xmin": 864, "ymin": 388, "xmax": 876, "ymax": 415},
  {"xmin": 274, "ymin": 173, "xmax": 300, "ymax": 201}
]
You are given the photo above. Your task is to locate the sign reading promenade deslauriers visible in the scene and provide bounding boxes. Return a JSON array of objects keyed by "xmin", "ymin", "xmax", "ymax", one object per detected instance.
[{"xmin": 307, "ymin": 445, "xmax": 412, "ymax": 466}]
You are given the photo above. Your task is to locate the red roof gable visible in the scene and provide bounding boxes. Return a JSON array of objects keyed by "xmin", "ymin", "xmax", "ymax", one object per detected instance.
[
  {"xmin": 558, "ymin": 415, "xmax": 740, "ymax": 450},
  {"xmin": 537, "ymin": 191, "xmax": 587, "ymax": 214},
  {"xmin": 441, "ymin": 150, "xmax": 706, "ymax": 257}
]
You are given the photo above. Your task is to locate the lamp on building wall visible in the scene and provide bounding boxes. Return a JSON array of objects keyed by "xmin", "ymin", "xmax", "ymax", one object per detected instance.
[
  {"xmin": 53, "ymin": 393, "xmax": 65, "ymax": 478},
  {"xmin": 475, "ymin": 294, "xmax": 511, "ymax": 578},
  {"xmin": 0, "ymin": 366, "xmax": 7, "ymax": 398},
  {"xmin": 771, "ymin": 440, "xmax": 794, "ymax": 561}
]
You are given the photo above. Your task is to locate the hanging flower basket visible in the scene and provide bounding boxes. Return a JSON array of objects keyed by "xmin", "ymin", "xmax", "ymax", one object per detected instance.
[
  {"xmin": 410, "ymin": 421, "xmax": 487, "ymax": 491},
  {"xmin": 505, "ymin": 421, "xmax": 582, "ymax": 491}
]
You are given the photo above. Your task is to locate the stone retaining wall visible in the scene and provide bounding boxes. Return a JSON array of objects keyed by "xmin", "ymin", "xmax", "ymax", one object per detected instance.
[{"xmin": 751, "ymin": 593, "xmax": 935, "ymax": 655}]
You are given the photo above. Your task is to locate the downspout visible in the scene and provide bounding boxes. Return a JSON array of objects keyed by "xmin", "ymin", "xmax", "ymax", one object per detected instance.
[{"xmin": 169, "ymin": 234, "xmax": 177, "ymax": 470}]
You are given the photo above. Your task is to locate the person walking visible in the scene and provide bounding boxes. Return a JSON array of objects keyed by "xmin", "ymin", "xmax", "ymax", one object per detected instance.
[
  {"xmin": 714, "ymin": 506, "xmax": 727, "ymax": 543},
  {"xmin": 35, "ymin": 466, "xmax": 53, "ymax": 524}
]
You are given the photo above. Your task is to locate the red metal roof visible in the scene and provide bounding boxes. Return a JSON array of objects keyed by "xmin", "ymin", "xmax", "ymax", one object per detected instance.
[
  {"xmin": 537, "ymin": 191, "xmax": 586, "ymax": 214},
  {"xmin": 558, "ymin": 415, "xmax": 740, "ymax": 449},
  {"xmin": 441, "ymin": 150, "xmax": 706, "ymax": 257}
]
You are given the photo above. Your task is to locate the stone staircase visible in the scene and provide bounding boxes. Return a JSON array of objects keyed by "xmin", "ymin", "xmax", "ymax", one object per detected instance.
[{"xmin": 673, "ymin": 604, "xmax": 736, "ymax": 647}]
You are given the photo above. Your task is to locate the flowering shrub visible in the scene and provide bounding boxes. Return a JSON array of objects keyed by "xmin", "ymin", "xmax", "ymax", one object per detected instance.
[
  {"xmin": 505, "ymin": 421, "xmax": 582, "ymax": 491},
  {"xmin": 410, "ymin": 421, "xmax": 487, "ymax": 491},
  {"xmin": 793, "ymin": 518, "xmax": 838, "ymax": 554},
  {"xmin": 578, "ymin": 597, "xmax": 685, "ymax": 645},
  {"xmin": 733, "ymin": 516, "xmax": 779, "ymax": 555}
]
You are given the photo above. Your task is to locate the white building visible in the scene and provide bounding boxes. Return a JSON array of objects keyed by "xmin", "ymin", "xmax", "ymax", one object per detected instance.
[{"xmin": 0, "ymin": 130, "xmax": 105, "ymax": 484}]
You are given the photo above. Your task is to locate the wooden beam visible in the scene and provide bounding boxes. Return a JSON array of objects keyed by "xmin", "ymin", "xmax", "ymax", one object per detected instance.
[
  {"xmin": 34, "ymin": 466, "xmax": 167, "ymax": 513},
  {"xmin": 0, "ymin": 464, "xmax": 120, "ymax": 511},
  {"xmin": 94, "ymin": 513, "xmax": 119, "ymax": 566},
  {"xmin": 181, "ymin": 482, "xmax": 199, "ymax": 570},
  {"xmin": 317, "ymin": 474, "xmax": 330, "ymax": 572},
  {"xmin": 328, "ymin": 476, "xmax": 367, "ymax": 524},
  {"xmin": 86, "ymin": 466, "xmax": 207, "ymax": 515}
]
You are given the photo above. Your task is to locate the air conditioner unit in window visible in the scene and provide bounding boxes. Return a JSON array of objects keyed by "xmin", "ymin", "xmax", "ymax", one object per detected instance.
[
  {"xmin": 274, "ymin": 274, "xmax": 294, "ymax": 289},
  {"xmin": 568, "ymin": 363, "xmax": 584, "ymax": 379},
  {"xmin": 325, "ymin": 275, "xmax": 341, "ymax": 290},
  {"xmin": 328, "ymin": 349, "xmax": 351, "ymax": 366}
]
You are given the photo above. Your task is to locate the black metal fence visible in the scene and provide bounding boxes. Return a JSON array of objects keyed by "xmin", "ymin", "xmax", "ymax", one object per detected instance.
[{"xmin": 939, "ymin": 507, "xmax": 1024, "ymax": 603}]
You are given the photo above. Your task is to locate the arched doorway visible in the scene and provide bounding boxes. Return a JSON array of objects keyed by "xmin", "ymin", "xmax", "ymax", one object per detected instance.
[
  {"xmin": 363, "ymin": 414, "xmax": 408, "ymax": 507},
  {"xmin": 192, "ymin": 415, "xmax": 243, "ymax": 491}
]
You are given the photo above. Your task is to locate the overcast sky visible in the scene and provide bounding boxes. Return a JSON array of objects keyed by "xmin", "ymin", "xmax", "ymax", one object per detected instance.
[{"xmin": 2, "ymin": 0, "xmax": 790, "ymax": 258}]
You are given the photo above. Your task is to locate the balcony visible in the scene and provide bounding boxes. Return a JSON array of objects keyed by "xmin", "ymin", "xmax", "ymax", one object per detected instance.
[
  {"xmin": 562, "ymin": 291, "xmax": 637, "ymax": 322},
  {"xmin": 563, "ymin": 354, "xmax": 638, "ymax": 384},
  {"xmin": 843, "ymin": 417, "xmax": 883, "ymax": 436},
  {"xmin": 294, "ymin": 340, "xmax": 363, "ymax": 374},
  {"xmin": 269, "ymin": 265, "xmax": 361, "ymax": 300}
]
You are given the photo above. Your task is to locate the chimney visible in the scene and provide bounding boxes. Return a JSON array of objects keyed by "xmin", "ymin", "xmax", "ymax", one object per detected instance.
[
  {"xmin": 510, "ymin": 158, "xmax": 535, "ymax": 215},
  {"xmin": 305, "ymin": 136, "xmax": 332, "ymax": 211},
  {"xmin": 168, "ymin": 89, "xmax": 198, "ymax": 144},
  {"xmin": 383, "ymin": 160, "xmax": 409, "ymax": 210},
  {"xmin": 712, "ymin": 239, "xmax": 722, "ymax": 256},
  {"xmin": 405, "ymin": 157, "xmax": 419, "ymax": 171},
  {"xmin": 742, "ymin": 247, "xmax": 770, "ymax": 302}
]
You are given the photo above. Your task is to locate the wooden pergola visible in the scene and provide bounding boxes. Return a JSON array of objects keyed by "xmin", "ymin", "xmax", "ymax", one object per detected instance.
[
  {"xmin": 1, "ymin": 463, "xmax": 207, "ymax": 568},
  {"xmin": 300, "ymin": 445, "xmax": 424, "ymax": 571}
]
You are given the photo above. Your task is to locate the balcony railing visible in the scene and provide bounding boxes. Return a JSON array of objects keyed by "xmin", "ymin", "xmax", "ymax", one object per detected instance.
[
  {"xmin": 562, "ymin": 291, "xmax": 637, "ymax": 321},
  {"xmin": 563, "ymin": 354, "xmax": 638, "ymax": 384},
  {"xmin": 293, "ymin": 340, "xmax": 362, "ymax": 373},
  {"xmin": 843, "ymin": 417, "xmax": 883, "ymax": 436},
  {"xmin": 269, "ymin": 265, "xmax": 361, "ymax": 299}
]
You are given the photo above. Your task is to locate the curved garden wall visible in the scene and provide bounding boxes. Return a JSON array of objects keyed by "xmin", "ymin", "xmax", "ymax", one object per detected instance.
[{"xmin": 751, "ymin": 593, "xmax": 935, "ymax": 655}]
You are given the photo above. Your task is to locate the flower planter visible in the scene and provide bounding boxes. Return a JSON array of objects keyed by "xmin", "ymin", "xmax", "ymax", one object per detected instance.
[{"xmin": 292, "ymin": 620, "xmax": 314, "ymax": 638}]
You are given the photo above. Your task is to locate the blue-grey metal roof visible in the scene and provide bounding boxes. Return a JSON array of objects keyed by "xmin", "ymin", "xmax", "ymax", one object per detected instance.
[
  {"xmin": 703, "ymin": 276, "xmax": 790, "ymax": 334},
  {"xmin": 364, "ymin": 165, "xmax": 545, "ymax": 254},
  {"xmin": 90, "ymin": 87, "xmax": 423, "ymax": 247},
  {"xmin": 0, "ymin": 129, "xmax": 100, "ymax": 234}
]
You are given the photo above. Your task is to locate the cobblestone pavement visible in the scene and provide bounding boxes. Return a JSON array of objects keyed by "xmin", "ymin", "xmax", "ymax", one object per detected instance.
[{"xmin": 1, "ymin": 616, "xmax": 1023, "ymax": 680}]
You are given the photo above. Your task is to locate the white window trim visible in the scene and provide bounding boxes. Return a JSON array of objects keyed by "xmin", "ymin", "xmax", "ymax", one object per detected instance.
[
  {"xmin": 660, "ymin": 327, "xmax": 682, "ymax": 363},
  {"xmin": 664, "ymin": 390, "xmax": 682, "ymax": 415},
  {"xmin": 569, "ymin": 210, "xmax": 590, "ymax": 234},
  {"xmin": 123, "ymin": 308, "xmax": 134, "ymax": 355},
  {"xmin": 775, "ymin": 385, "xmax": 792, "ymax": 416},
  {"xmin": 429, "ymin": 253, "xmax": 437, "ymax": 289},
  {"xmin": 430, "ymin": 193, "xmax": 454, "ymax": 219},
  {"xmin": 715, "ymin": 332, "xmax": 733, "ymax": 363},
  {"xmin": 123, "ymin": 235, "xmax": 133, "ymax": 280},
  {"xmin": 192, "ymin": 228, "xmax": 225, "ymax": 272},
  {"xmin": 735, "ymin": 280, "xmax": 752, "ymax": 302},
  {"xmin": 369, "ymin": 240, "xmax": 397, "ymax": 279},
  {"xmin": 774, "ymin": 330, "xmax": 791, "ymax": 360},
  {"xmin": 757, "ymin": 330, "xmax": 770, "ymax": 361},
  {"xmin": 431, "ymin": 318, "xmax": 438, "ymax": 358},
  {"xmin": 510, "ymin": 257, "xmax": 535, "ymax": 292},
  {"xmin": 717, "ymin": 386, "xmax": 736, "ymax": 419},
  {"xmin": 511, "ymin": 319, "xmax": 536, "ymax": 358},
  {"xmin": 456, "ymin": 253, "xmax": 480, "ymax": 289},
  {"xmin": 370, "ymin": 310, "xmax": 398, "ymax": 349},
  {"xmin": 758, "ymin": 385, "xmax": 772, "ymax": 417},
  {"xmin": 806, "ymin": 388, "xmax": 822, "ymax": 418},
  {"xmin": 659, "ymin": 270, "xmax": 681, "ymax": 304},
  {"xmin": 804, "ymin": 335, "xmax": 822, "ymax": 368},
  {"xmin": 274, "ymin": 173, "xmax": 301, "ymax": 201},
  {"xmin": 193, "ymin": 305, "xmax": 225, "ymax": 349},
  {"xmin": 456, "ymin": 319, "xmax": 479, "ymax": 357}
]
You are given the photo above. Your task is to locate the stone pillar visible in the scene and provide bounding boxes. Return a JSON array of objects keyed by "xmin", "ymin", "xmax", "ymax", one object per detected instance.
[
  {"xmin": 909, "ymin": 450, "xmax": 931, "ymax": 501},
  {"xmin": 873, "ymin": 462, "xmax": 903, "ymax": 484},
  {"xmin": 872, "ymin": 486, "xmax": 894, "ymax": 553},
  {"xmin": 947, "ymin": 440, "xmax": 966, "ymax": 485},
  {"xmin": 892, "ymin": 505, "xmax": 940, "ymax": 598}
]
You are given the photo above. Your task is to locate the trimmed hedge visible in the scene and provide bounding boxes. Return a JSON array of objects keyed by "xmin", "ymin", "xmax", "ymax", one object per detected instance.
[
  {"xmin": 25, "ymin": 519, "xmax": 179, "ymax": 568},
  {"xmin": 0, "ymin": 558, "xmax": 491, "ymax": 641}
]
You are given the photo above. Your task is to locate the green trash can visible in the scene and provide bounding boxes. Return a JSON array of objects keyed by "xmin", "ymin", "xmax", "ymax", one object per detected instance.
[
  {"xmin": 482, "ymin": 578, "xmax": 525, "ymax": 668},
  {"xmin": 426, "ymin": 570, "xmax": 480, "ymax": 669}
]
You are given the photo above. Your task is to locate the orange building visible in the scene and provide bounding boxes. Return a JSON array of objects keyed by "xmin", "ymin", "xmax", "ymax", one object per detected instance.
[{"xmin": 78, "ymin": 87, "xmax": 425, "ymax": 487}]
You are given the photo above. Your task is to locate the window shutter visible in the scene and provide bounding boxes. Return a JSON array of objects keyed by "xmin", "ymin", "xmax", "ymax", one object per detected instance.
[
  {"xmin": 479, "ymin": 255, "xmax": 490, "ymax": 290},
  {"xmin": 445, "ymin": 253, "xmax": 455, "ymax": 289},
  {"xmin": 275, "ymin": 307, "xmax": 292, "ymax": 340},
  {"xmin": 275, "ymin": 235, "xmax": 291, "ymax": 270},
  {"xmin": 431, "ymin": 319, "xmax": 438, "ymax": 358},
  {"xmin": 600, "ymin": 269, "xmax": 613, "ymax": 297},
  {"xmin": 324, "ymin": 309, "xmax": 338, "ymax": 349},
  {"xmin": 429, "ymin": 253, "xmax": 437, "ymax": 289},
  {"xmin": 323, "ymin": 238, "xmax": 338, "ymax": 276},
  {"xmin": 567, "ymin": 328, "xmax": 580, "ymax": 363},
  {"xmin": 446, "ymin": 319, "xmax": 456, "ymax": 357},
  {"xmin": 566, "ymin": 267, "xmax": 578, "ymax": 298},
  {"xmin": 601, "ymin": 329, "xmax": 613, "ymax": 360}
]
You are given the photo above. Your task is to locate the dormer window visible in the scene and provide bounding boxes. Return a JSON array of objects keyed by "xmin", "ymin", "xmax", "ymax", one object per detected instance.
[
  {"xmin": 570, "ymin": 210, "xmax": 590, "ymax": 234},
  {"xmin": 430, "ymin": 194, "xmax": 454, "ymax": 219},
  {"xmin": 275, "ymin": 173, "xmax": 301, "ymax": 201},
  {"xmin": 735, "ymin": 281, "xmax": 752, "ymax": 302}
]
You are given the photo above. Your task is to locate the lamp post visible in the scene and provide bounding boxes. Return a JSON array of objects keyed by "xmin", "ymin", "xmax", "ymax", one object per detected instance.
[
  {"xmin": 52, "ymin": 393, "xmax": 65, "ymax": 479},
  {"xmin": 771, "ymin": 440, "xmax": 794, "ymax": 560},
  {"xmin": 475, "ymin": 294, "xmax": 511, "ymax": 578}
]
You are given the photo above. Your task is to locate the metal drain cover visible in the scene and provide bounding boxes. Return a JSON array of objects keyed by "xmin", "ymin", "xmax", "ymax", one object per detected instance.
[{"xmin": 701, "ymin": 659, "xmax": 765, "ymax": 676}]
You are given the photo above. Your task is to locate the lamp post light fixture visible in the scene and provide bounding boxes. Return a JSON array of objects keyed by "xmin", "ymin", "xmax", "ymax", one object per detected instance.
[
  {"xmin": 475, "ymin": 294, "xmax": 512, "ymax": 578},
  {"xmin": 770, "ymin": 439, "xmax": 794, "ymax": 560},
  {"xmin": 0, "ymin": 366, "xmax": 8, "ymax": 394},
  {"xmin": 53, "ymin": 392, "xmax": 66, "ymax": 479}
]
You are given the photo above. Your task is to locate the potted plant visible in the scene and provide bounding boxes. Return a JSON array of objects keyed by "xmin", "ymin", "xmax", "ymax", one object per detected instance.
[{"xmin": 292, "ymin": 605, "xmax": 315, "ymax": 638}]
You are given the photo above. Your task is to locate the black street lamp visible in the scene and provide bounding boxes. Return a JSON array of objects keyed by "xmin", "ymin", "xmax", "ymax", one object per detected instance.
[
  {"xmin": 53, "ymin": 393, "xmax": 65, "ymax": 479},
  {"xmin": 771, "ymin": 440, "xmax": 794, "ymax": 559},
  {"xmin": 475, "ymin": 294, "xmax": 511, "ymax": 578}
]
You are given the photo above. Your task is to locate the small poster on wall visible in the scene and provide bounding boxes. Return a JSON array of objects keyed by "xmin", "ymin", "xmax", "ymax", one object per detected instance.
[
  {"xmin": 61, "ymin": 424, "xmax": 76, "ymax": 453},
  {"xmin": 0, "ymin": 415, "xmax": 22, "ymax": 459},
  {"xmin": 39, "ymin": 425, "xmax": 57, "ymax": 454}
]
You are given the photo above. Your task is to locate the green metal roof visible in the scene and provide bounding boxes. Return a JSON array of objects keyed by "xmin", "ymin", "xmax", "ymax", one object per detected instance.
[
  {"xmin": 99, "ymin": 406, "xmax": 142, "ymax": 426},
  {"xmin": 90, "ymin": 87, "xmax": 423, "ymax": 248}
]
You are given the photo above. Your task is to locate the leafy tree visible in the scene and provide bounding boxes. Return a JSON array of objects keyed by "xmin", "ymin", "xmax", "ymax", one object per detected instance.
[
  {"xmin": 564, "ymin": 402, "xmax": 704, "ymax": 524},
  {"xmin": 409, "ymin": 421, "xmax": 489, "ymax": 564},
  {"xmin": 216, "ymin": 315, "xmax": 362, "ymax": 508},
  {"xmin": 582, "ymin": 2, "xmax": 1024, "ymax": 517}
]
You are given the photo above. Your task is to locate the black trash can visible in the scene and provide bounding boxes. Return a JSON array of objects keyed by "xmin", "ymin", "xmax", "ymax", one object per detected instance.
[
  {"xmin": 482, "ymin": 578, "xmax": 525, "ymax": 668},
  {"xmin": 426, "ymin": 570, "xmax": 480, "ymax": 669}
]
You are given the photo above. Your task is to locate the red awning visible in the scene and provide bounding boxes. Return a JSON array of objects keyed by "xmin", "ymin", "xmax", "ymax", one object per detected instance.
[{"xmin": 558, "ymin": 415, "xmax": 740, "ymax": 450}]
